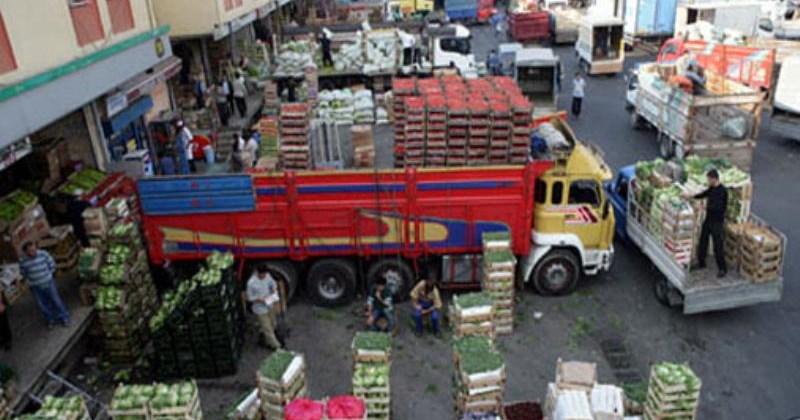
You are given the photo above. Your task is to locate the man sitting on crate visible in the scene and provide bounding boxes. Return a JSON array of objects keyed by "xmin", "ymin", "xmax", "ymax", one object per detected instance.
[
  {"xmin": 683, "ymin": 169, "xmax": 728, "ymax": 278},
  {"xmin": 247, "ymin": 264, "xmax": 282, "ymax": 350},
  {"xmin": 410, "ymin": 278, "xmax": 442, "ymax": 338},
  {"xmin": 366, "ymin": 277, "xmax": 393, "ymax": 333}
]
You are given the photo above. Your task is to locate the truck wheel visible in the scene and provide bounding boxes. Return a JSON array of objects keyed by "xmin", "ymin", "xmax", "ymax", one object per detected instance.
[
  {"xmin": 658, "ymin": 133, "xmax": 674, "ymax": 158},
  {"xmin": 630, "ymin": 112, "xmax": 643, "ymax": 130},
  {"xmin": 654, "ymin": 276, "xmax": 683, "ymax": 308},
  {"xmin": 532, "ymin": 249, "xmax": 580, "ymax": 296},
  {"xmin": 264, "ymin": 261, "xmax": 298, "ymax": 303},
  {"xmin": 367, "ymin": 259, "xmax": 414, "ymax": 302},
  {"xmin": 306, "ymin": 259, "xmax": 356, "ymax": 307}
]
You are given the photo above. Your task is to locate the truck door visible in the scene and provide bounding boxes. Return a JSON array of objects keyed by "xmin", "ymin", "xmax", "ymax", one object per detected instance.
[{"xmin": 563, "ymin": 179, "xmax": 605, "ymax": 249}]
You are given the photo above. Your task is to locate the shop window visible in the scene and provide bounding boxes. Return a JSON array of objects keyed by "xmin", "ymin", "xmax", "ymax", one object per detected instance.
[
  {"xmin": 69, "ymin": 0, "xmax": 105, "ymax": 46},
  {"xmin": 106, "ymin": 0, "xmax": 135, "ymax": 34},
  {"xmin": 0, "ymin": 13, "xmax": 16, "ymax": 74}
]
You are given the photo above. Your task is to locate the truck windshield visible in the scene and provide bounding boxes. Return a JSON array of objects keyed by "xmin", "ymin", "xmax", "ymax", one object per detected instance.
[{"xmin": 440, "ymin": 37, "xmax": 471, "ymax": 55}]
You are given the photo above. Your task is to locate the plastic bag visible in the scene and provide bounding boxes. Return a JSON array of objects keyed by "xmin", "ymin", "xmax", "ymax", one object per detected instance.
[
  {"xmin": 284, "ymin": 398, "xmax": 324, "ymax": 420},
  {"xmin": 326, "ymin": 396, "xmax": 366, "ymax": 419}
]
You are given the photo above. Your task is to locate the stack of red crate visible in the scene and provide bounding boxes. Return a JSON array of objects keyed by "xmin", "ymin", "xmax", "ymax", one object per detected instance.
[
  {"xmin": 446, "ymin": 99, "xmax": 469, "ymax": 167},
  {"xmin": 489, "ymin": 99, "xmax": 512, "ymax": 164},
  {"xmin": 404, "ymin": 97, "xmax": 426, "ymax": 167},
  {"xmin": 468, "ymin": 98, "xmax": 491, "ymax": 166},
  {"xmin": 392, "ymin": 78, "xmax": 417, "ymax": 168},
  {"xmin": 279, "ymin": 103, "xmax": 311, "ymax": 170},
  {"xmin": 509, "ymin": 95, "xmax": 533, "ymax": 164},
  {"xmin": 425, "ymin": 94, "xmax": 448, "ymax": 167}
]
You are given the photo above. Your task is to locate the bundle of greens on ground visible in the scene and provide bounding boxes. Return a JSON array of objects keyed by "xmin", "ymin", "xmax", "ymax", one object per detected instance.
[
  {"xmin": 482, "ymin": 231, "xmax": 516, "ymax": 335},
  {"xmin": 149, "ymin": 251, "xmax": 244, "ymax": 379},
  {"xmin": 23, "ymin": 395, "xmax": 89, "ymax": 420},
  {"xmin": 257, "ymin": 350, "xmax": 308, "ymax": 420},
  {"xmin": 453, "ymin": 335, "xmax": 505, "ymax": 417},
  {"xmin": 645, "ymin": 362, "xmax": 701, "ymax": 420},
  {"xmin": 450, "ymin": 292, "xmax": 496, "ymax": 341},
  {"xmin": 352, "ymin": 332, "xmax": 392, "ymax": 420}
]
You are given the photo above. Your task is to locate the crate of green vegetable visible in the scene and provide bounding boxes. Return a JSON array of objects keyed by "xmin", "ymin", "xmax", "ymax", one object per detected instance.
[
  {"xmin": 352, "ymin": 332, "xmax": 392, "ymax": 363},
  {"xmin": 481, "ymin": 231, "xmax": 511, "ymax": 251},
  {"xmin": 257, "ymin": 350, "xmax": 306, "ymax": 391},
  {"xmin": 29, "ymin": 395, "xmax": 90, "ymax": 420},
  {"xmin": 149, "ymin": 381, "xmax": 201, "ymax": 418},
  {"xmin": 458, "ymin": 347, "xmax": 505, "ymax": 389},
  {"xmin": 452, "ymin": 293, "xmax": 494, "ymax": 320}
]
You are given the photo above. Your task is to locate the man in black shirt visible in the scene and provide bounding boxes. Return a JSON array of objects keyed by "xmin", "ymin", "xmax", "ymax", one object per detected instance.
[{"xmin": 687, "ymin": 169, "xmax": 728, "ymax": 277}]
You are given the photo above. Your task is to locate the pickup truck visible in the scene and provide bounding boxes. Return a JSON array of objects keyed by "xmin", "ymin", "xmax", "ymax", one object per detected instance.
[{"xmin": 606, "ymin": 166, "xmax": 786, "ymax": 314}]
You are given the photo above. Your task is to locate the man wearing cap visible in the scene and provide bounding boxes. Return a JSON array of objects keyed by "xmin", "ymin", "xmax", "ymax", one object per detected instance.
[{"xmin": 685, "ymin": 169, "xmax": 728, "ymax": 278}]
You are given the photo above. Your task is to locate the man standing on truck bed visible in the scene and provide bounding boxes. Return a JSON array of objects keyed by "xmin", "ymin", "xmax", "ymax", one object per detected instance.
[{"xmin": 686, "ymin": 169, "xmax": 728, "ymax": 278}]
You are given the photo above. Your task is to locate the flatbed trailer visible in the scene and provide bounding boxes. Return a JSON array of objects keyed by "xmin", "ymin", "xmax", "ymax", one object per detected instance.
[
  {"xmin": 624, "ymin": 178, "xmax": 785, "ymax": 314},
  {"xmin": 631, "ymin": 62, "xmax": 764, "ymax": 170}
]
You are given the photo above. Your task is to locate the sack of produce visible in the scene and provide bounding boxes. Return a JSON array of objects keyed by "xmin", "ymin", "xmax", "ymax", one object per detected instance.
[
  {"xmin": 326, "ymin": 396, "xmax": 366, "ymax": 419},
  {"xmin": 720, "ymin": 116, "xmax": 747, "ymax": 139},
  {"xmin": 284, "ymin": 398, "xmax": 324, "ymax": 420}
]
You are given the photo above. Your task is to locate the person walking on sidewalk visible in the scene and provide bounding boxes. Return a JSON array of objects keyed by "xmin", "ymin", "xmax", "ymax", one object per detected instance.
[
  {"xmin": 684, "ymin": 169, "xmax": 728, "ymax": 278},
  {"xmin": 571, "ymin": 72, "xmax": 586, "ymax": 117},
  {"xmin": 233, "ymin": 73, "xmax": 248, "ymax": 119},
  {"xmin": 247, "ymin": 264, "xmax": 282, "ymax": 350},
  {"xmin": 19, "ymin": 242, "xmax": 70, "ymax": 329}
]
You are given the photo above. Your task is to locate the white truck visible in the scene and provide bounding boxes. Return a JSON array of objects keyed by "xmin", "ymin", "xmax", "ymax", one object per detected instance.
[
  {"xmin": 630, "ymin": 62, "xmax": 764, "ymax": 170},
  {"xmin": 550, "ymin": 7, "xmax": 583, "ymax": 44},
  {"xmin": 514, "ymin": 48, "xmax": 561, "ymax": 117},
  {"xmin": 769, "ymin": 54, "xmax": 800, "ymax": 142},
  {"xmin": 674, "ymin": 2, "xmax": 763, "ymax": 38},
  {"xmin": 575, "ymin": 15, "xmax": 625, "ymax": 75}
]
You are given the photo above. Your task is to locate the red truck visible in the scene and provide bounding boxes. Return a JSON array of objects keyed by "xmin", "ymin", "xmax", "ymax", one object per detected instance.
[
  {"xmin": 656, "ymin": 38, "xmax": 776, "ymax": 91},
  {"xmin": 138, "ymin": 126, "xmax": 615, "ymax": 307}
]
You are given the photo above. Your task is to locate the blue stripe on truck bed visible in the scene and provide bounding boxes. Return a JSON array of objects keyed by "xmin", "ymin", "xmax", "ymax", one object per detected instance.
[{"xmin": 138, "ymin": 175, "xmax": 255, "ymax": 215}]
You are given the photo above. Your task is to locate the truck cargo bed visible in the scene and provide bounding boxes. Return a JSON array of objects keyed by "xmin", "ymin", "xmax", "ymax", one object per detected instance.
[{"xmin": 626, "ymin": 187, "xmax": 784, "ymax": 314}]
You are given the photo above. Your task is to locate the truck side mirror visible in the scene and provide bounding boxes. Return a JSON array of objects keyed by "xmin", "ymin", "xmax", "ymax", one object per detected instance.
[{"xmin": 602, "ymin": 200, "xmax": 611, "ymax": 220}]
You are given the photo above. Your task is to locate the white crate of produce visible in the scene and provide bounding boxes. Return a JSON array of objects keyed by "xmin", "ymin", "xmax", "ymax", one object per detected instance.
[{"xmin": 554, "ymin": 390, "xmax": 593, "ymax": 420}]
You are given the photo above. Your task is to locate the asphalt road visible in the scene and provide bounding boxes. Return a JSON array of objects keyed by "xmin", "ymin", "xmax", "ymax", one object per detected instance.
[{"xmin": 198, "ymin": 26, "xmax": 800, "ymax": 420}]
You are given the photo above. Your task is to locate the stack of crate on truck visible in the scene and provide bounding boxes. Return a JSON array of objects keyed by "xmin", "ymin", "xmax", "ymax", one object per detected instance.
[
  {"xmin": 630, "ymin": 62, "xmax": 764, "ymax": 170},
  {"xmin": 137, "ymin": 119, "xmax": 615, "ymax": 307},
  {"xmin": 606, "ymin": 159, "xmax": 787, "ymax": 314}
]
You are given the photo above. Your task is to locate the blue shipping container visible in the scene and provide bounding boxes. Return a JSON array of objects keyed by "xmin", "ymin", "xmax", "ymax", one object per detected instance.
[{"xmin": 623, "ymin": 0, "xmax": 678, "ymax": 37}]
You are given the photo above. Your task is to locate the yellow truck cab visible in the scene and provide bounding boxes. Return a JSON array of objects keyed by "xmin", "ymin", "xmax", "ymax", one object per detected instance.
[
  {"xmin": 396, "ymin": 0, "xmax": 434, "ymax": 16},
  {"xmin": 521, "ymin": 119, "xmax": 615, "ymax": 294}
]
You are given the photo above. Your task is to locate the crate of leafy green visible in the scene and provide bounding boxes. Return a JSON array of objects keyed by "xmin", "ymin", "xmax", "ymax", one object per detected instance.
[
  {"xmin": 206, "ymin": 251, "xmax": 235, "ymax": 271},
  {"xmin": 650, "ymin": 362, "xmax": 701, "ymax": 394},
  {"xmin": 109, "ymin": 384, "xmax": 155, "ymax": 418},
  {"xmin": 106, "ymin": 245, "xmax": 133, "ymax": 265},
  {"xmin": 95, "ymin": 286, "xmax": 124, "ymax": 311},
  {"xmin": 352, "ymin": 362, "xmax": 390, "ymax": 391},
  {"xmin": 352, "ymin": 332, "xmax": 392, "ymax": 362},
  {"xmin": 458, "ymin": 347, "xmax": 505, "ymax": 388},
  {"xmin": 32, "ymin": 395, "xmax": 89, "ymax": 420},
  {"xmin": 257, "ymin": 350, "xmax": 305, "ymax": 390},
  {"xmin": 452, "ymin": 336, "xmax": 494, "ymax": 363},
  {"xmin": 108, "ymin": 222, "xmax": 138, "ymax": 245},
  {"xmin": 149, "ymin": 381, "xmax": 200, "ymax": 416},
  {"xmin": 100, "ymin": 264, "xmax": 127, "ymax": 285},
  {"xmin": 481, "ymin": 231, "xmax": 511, "ymax": 251},
  {"xmin": 149, "ymin": 280, "xmax": 197, "ymax": 331},
  {"xmin": 452, "ymin": 292, "xmax": 494, "ymax": 320}
]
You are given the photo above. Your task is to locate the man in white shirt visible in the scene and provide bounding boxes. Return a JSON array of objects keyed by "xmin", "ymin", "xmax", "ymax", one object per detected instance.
[
  {"xmin": 175, "ymin": 120, "xmax": 194, "ymax": 174},
  {"xmin": 571, "ymin": 72, "xmax": 587, "ymax": 118},
  {"xmin": 398, "ymin": 30, "xmax": 416, "ymax": 66},
  {"xmin": 244, "ymin": 131, "xmax": 259, "ymax": 166},
  {"xmin": 246, "ymin": 264, "xmax": 282, "ymax": 350},
  {"xmin": 233, "ymin": 74, "xmax": 248, "ymax": 118}
]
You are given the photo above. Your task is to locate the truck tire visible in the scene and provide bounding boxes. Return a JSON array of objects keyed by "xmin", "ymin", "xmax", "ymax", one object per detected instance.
[
  {"xmin": 532, "ymin": 249, "xmax": 580, "ymax": 295},
  {"xmin": 654, "ymin": 276, "xmax": 683, "ymax": 308},
  {"xmin": 264, "ymin": 261, "xmax": 298, "ymax": 302},
  {"xmin": 306, "ymin": 259, "xmax": 357, "ymax": 307},
  {"xmin": 366, "ymin": 259, "xmax": 414, "ymax": 302},
  {"xmin": 658, "ymin": 133, "xmax": 674, "ymax": 158},
  {"xmin": 630, "ymin": 112, "xmax": 643, "ymax": 130}
]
